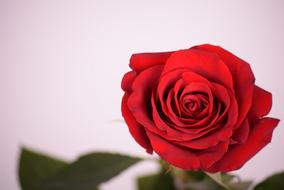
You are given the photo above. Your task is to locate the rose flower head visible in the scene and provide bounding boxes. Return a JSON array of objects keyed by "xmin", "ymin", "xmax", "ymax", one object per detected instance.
[{"xmin": 121, "ymin": 44, "xmax": 280, "ymax": 172}]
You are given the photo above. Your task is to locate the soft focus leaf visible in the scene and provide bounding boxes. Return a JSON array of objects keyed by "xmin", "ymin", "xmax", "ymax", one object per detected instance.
[
  {"xmin": 137, "ymin": 161, "xmax": 176, "ymax": 190},
  {"xmin": 19, "ymin": 147, "xmax": 68, "ymax": 190},
  {"xmin": 137, "ymin": 173, "xmax": 176, "ymax": 190},
  {"xmin": 19, "ymin": 147, "xmax": 141, "ymax": 190},
  {"xmin": 186, "ymin": 171, "xmax": 206, "ymax": 181},
  {"xmin": 40, "ymin": 152, "xmax": 141, "ymax": 190},
  {"xmin": 254, "ymin": 172, "xmax": 284, "ymax": 190}
]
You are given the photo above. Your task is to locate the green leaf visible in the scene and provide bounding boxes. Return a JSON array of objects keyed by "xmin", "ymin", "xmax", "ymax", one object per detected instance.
[
  {"xmin": 137, "ymin": 173, "xmax": 176, "ymax": 190},
  {"xmin": 254, "ymin": 172, "xmax": 284, "ymax": 190},
  {"xmin": 186, "ymin": 171, "xmax": 206, "ymax": 181},
  {"xmin": 19, "ymin": 147, "xmax": 69, "ymax": 190},
  {"xmin": 19, "ymin": 147, "xmax": 142, "ymax": 190},
  {"xmin": 40, "ymin": 152, "xmax": 141, "ymax": 190}
]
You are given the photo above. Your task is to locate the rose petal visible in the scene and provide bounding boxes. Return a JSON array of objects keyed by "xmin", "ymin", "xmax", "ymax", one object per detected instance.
[
  {"xmin": 181, "ymin": 71, "xmax": 214, "ymax": 114},
  {"xmin": 173, "ymin": 79, "xmax": 183, "ymax": 116},
  {"xmin": 127, "ymin": 65, "xmax": 170, "ymax": 137},
  {"xmin": 157, "ymin": 69, "xmax": 188, "ymax": 118},
  {"xmin": 166, "ymin": 89, "xmax": 184, "ymax": 125},
  {"xmin": 152, "ymin": 88, "xmax": 202, "ymax": 140},
  {"xmin": 207, "ymin": 118, "xmax": 280, "ymax": 172},
  {"xmin": 151, "ymin": 90, "xmax": 170, "ymax": 131},
  {"xmin": 122, "ymin": 93, "xmax": 153, "ymax": 153},
  {"xmin": 130, "ymin": 52, "xmax": 172, "ymax": 73},
  {"xmin": 152, "ymin": 88, "xmax": 222, "ymax": 142},
  {"xmin": 174, "ymin": 123, "xmax": 233, "ymax": 150},
  {"xmin": 147, "ymin": 130, "xmax": 230, "ymax": 170},
  {"xmin": 127, "ymin": 65, "xmax": 163, "ymax": 123},
  {"xmin": 193, "ymin": 44, "xmax": 255, "ymax": 128},
  {"xmin": 162, "ymin": 49, "xmax": 234, "ymax": 91},
  {"xmin": 211, "ymin": 82, "xmax": 238, "ymax": 128},
  {"xmin": 167, "ymin": 82, "xmax": 212, "ymax": 127},
  {"xmin": 248, "ymin": 85, "xmax": 272, "ymax": 123},
  {"xmin": 231, "ymin": 118, "xmax": 250, "ymax": 144},
  {"xmin": 121, "ymin": 71, "xmax": 137, "ymax": 92}
]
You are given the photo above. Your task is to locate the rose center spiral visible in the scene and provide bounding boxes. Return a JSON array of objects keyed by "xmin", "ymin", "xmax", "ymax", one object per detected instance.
[{"xmin": 181, "ymin": 94, "xmax": 208, "ymax": 116}]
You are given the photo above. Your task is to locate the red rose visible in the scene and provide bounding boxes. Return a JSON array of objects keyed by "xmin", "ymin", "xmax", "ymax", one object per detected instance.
[{"xmin": 121, "ymin": 44, "xmax": 279, "ymax": 172}]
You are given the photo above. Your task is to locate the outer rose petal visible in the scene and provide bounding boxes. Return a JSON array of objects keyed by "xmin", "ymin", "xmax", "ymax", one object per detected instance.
[
  {"xmin": 248, "ymin": 85, "xmax": 272, "ymax": 122},
  {"xmin": 130, "ymin": 52, "xmax": 172, "ymax": 73},
  {"xmin": 162, "ymin": 49, "xmax": 234, "ymax": 91},
  {"xmin": 127, "ymin": 65, "xmax": 168, "ymax": 136},
  {"xmin": 121, "ymin": 71, "xmax": 137, "ymax": 92},
  {"xmin": 207, "ymin": 118, "xmax": 280, "ymax": 172},
  {"xmin": 147, "ymin": 130, "xmax": 230, "ymax": 170},
  {"xmin": 122, "ymin": 93, "xmax": 153, "ymax": 153},
  {"xmin": 193, "ymin": 44, "xmax": 255, "ymax": 127}
]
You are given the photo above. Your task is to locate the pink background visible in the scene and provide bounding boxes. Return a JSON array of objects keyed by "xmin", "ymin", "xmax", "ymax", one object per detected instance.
[{"xmin": 0, "ymin": 0, "xmax": 283, "ymax": 189}]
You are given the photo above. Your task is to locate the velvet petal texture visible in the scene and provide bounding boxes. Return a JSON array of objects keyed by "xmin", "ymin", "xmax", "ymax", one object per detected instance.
[
  {"xmin": 207, "ymin": 118, "xmax": 279, "ymax": 172},
  {"xmin": 122, "ymin": 93, "xmax": 153, "ymax": 153},
  {"xmin": 162, "ymin": 49, "xmax": 234, "ymax": 91},
  {"xmin": 127, "ymin": 65, "xmax": 172, "ymax": 138},
  {"xmin": 121, "ymin": 71, "xmax": 137, "ymax": 92},
  {"xmin": 122, "ymin": 44, "xmax": 279, "ymax": 172},
  {"xmin": 130, "ymin": 52, "xmax": 172, "ymax": 73},
  {"xmin": 193, "ymin": 44, "xmax": 255, "ymax": 128},
  {"xmin": 146, "ymin": 130, "xmax": 230, "ymax": 170},
  {"xmin": 231, "ymin": 118, "xmax": 250, "ymax": 144},
  {"xmin": 248, "ymin": 85, "xmax": 272, "ymax": 123}
]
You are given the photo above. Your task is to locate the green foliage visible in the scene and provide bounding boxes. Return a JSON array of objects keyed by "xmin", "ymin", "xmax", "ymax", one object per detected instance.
[
  {"xmin": 19, "ymin": 147, "xmax": 141, "ymax": 190},
  {"xmin": 20, "ymin": 147, "xmax": 283, "ymax": 190},
  {"xmin": 254, "ymin": 172, "xmax": 284, "ymax": 190},
  {"xmin": 137, "ymin": 160, "xmax": 175, "ymax": 190},
  {"xmin": 137, "ymin": 173, "xmax": 176, "ymax": 190},
  {"xmin": 186, "ymin": 170, "xmax": 206, "ymax": 181},
  {"xmin": 19, "ymin": 147, "xmax": 69, "ymax": 190},
  {"xmin": 136, "ymin": 163, "xmax": 250, "ymax": 190}
]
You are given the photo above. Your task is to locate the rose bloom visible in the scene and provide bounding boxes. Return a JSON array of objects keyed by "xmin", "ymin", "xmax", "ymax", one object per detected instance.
[{"xmin": 121, "ymin": 44, "xmax": 279, "ymax": 172}]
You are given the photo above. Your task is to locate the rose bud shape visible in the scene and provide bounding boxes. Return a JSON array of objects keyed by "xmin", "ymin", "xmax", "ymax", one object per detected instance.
[{"xmin": 121, "ymin": 44, "xmax": 280, "ymax": 172}]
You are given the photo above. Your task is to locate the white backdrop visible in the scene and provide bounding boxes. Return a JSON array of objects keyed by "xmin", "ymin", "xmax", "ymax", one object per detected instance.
[{"xmin": 0, "ymin": 0, "xmax": 284, "ymax": 189}]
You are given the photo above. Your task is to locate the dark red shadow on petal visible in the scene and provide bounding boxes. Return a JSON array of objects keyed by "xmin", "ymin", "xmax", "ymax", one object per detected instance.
[
  {"xmin": 122, "ymin": 93, "xmax": 153, "ymax": 153},
  {"xmin": 192, "ymin": 44, "xmax": 255, "ymax": 128},
  {"xmin": 231, "ymin": 118, "xmax": 250, "ymax": 144},
  {"xmin": 127, "ymin": 65, "xmax": 175, "ymax": 139}
]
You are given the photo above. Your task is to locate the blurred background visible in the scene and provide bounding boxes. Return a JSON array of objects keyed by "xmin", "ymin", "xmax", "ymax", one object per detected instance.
[{"xmin": 0, "ymin": 0, "xmax": 284, "ymax": 189}]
